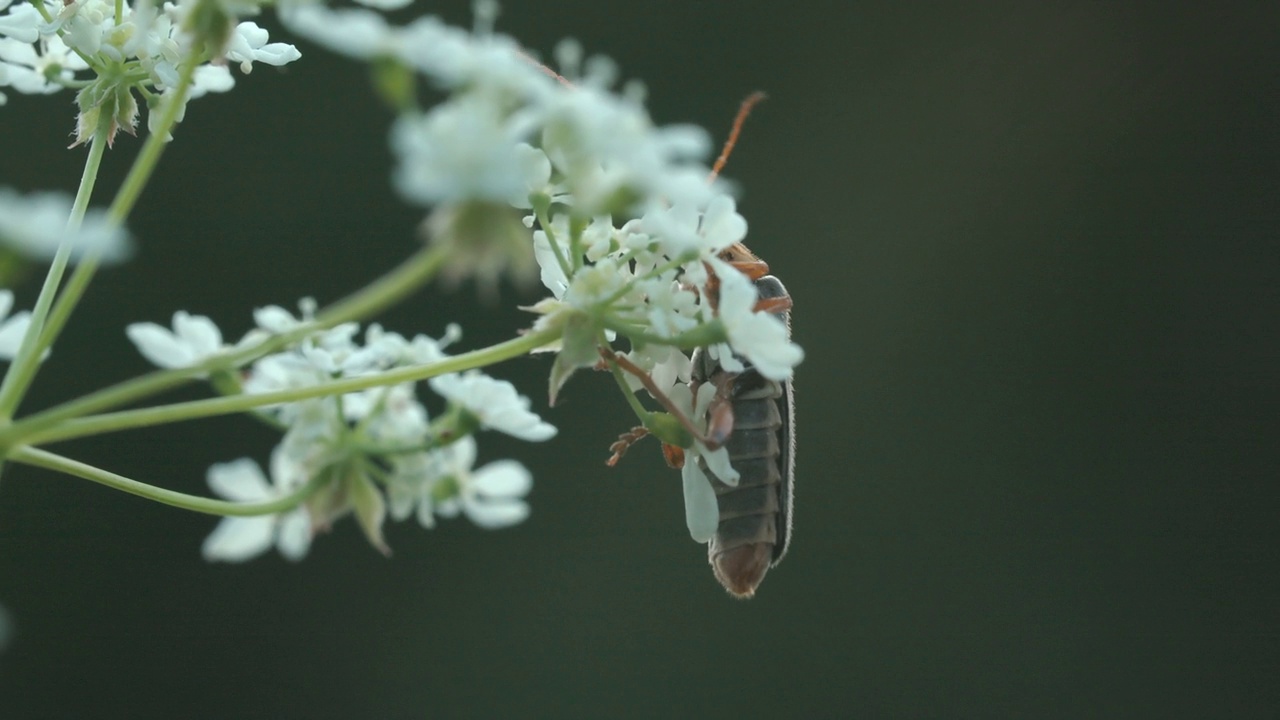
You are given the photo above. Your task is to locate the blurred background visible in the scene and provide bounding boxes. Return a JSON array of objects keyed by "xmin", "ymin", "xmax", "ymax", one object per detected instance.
[{"xmin": 1, "ymin": 1, "xmax": 1277, "ymax": 717}]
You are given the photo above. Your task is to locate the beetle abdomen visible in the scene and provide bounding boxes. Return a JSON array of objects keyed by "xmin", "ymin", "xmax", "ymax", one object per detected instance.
[
  {"xmin": 703, "ymin": 368, "xmax": 787, "ymax": 597},
  {"xmin": 693, "ymin": 273, "xmax": 794, "ymax": 598}
]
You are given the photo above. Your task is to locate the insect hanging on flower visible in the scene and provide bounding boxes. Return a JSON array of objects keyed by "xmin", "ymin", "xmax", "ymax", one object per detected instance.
[{"xmin": 605, "ymin": 93, "xmax": 797, "ymax": 599}]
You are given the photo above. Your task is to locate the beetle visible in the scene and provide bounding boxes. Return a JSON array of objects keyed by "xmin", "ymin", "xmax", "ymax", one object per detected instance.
[
  {"xmin": 603, "ymin": 93, "xmax": 795, "ymax": 598},
  {"xmin": 691, "ymin": 242, "xmax": 795, "ymax": 598}
]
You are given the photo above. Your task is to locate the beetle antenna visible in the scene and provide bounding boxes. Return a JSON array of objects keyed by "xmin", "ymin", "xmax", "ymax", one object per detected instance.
[
  {"xmin": 519, "ymin": 50, "xmax": 574, "ymax": 88},
  {"xmin": 709, "ymin": 91, "xmax": 767, "ymax": 181}
]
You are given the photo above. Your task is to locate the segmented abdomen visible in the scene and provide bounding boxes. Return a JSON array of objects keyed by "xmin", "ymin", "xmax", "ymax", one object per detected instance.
[{"xmin": 695, "ymin": 274, "xmax": 794, "ymax": 597}]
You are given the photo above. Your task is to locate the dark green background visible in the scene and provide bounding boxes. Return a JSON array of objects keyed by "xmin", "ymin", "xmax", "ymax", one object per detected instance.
[{"xmin": 2, "ymin": 1, "xmax": 1277, "ymax": 717}]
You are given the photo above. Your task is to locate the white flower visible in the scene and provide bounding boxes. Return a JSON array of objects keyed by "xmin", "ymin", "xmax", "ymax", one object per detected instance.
[
  {"xmin": 390, "ymin": 96, "xmax": 543, "ymax": 207},
  {"xmin": 561, "ymin": 257, "xmax": 635, "ymax": 311},
  {"xmin": 395, "ymin": 16, "xmax": 550, "ymax": 100},
  {"xmin": 201, "ymin": 455, "xmax": 311, "ymax": 562},
  {"xmin": 0, "ymin": 188, "xmax": 132, "ymax": 264},
  {"xmin": 225, "ymin": 22, "xmax": 301, "ymax": 74},
  {"xmin": 277, "ymin": 5, "xmax": 394, "ymax": 61},
  {"xmin": 620, "ymin": 344, "xmax": 691, "ymax": 396},
  {"xmin": 352, "ymin": 0, "xmax": 413, "ymax": 10},
  {"xmin": 667, "ymin": 381, "xmax": 739, "ymax": 543},
  {"xmin": 540, "ymin": 86, "xmax": 716, "ymax": 213},
  {"xmin": 640, "ymin": 194, "xmax": 747, "ymax": 259},
  {"xmin": 126, "ymin": 311, "xmax": 227, "ymax": 369},
  {"xmin": 56, "ymin": 0, "xmax": 114, "ymax": 57},
  {"xmin": 386, "ymin": 450, "xmax": 438, "ymax": 527},
  {"xmin": 715, "ymin": 264, "xmax": 803, "ymax": 381},
  {"xmin": 0, "ymin": 289, "xmax": 33, "ymax": 361},
  {"xmin": 253, "ymin": 297, "xmax": 317, "ymax": 333},
  {"xmin": 432, "ymin": 437, "xmax": 533, "ymax": 529},
  {"xmin": 429, "ymin": 370, "xmax": 557, "ymax": 441},
  {"xmin": 0, "ymin": 2, "xmax": 43, "ymax": 44}
]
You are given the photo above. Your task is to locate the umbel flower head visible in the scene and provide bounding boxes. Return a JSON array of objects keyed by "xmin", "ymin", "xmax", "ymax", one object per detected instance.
[
  {"xmin": 0, "ymin": 0, "xmax": 301, "ymax": 138},
  {"xmin": 126, "ymin": 300, "xmax": 556, "ymax": 561},
  {"xmin": 275, "ymin": 1, "xmax": 804, "ymax": 548}
]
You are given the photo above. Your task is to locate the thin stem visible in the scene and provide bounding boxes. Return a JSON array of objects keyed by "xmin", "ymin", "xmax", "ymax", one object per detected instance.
[
  {"xmin": 603, "ymin": 346, "xmax": 712, "ymax": 446},
  {"xmin": 37, "ymin": 60, "xmax": 199, "ymax": 365},
  {"xmin": 601, "ymin": 343, "xmax": 650, "ymax": 425},
  {"xmin": 534, "ymin": 202, "xmax": 572, "ymax": 282},
  {"xmin": 602, "ymin": 318, "xmax": 727, "ymax": 350},
  {"xmin": 0, "ymin": 110, "xmax": 113, "ymax": 420},
  {"xmin": 10, "ymin": 445, "xmax": 323, "ymax": 517},
  {"xmin": 314, "ymin": 244, "xmax": 449, "ymax": 328},
  {"xmin": 16, "ymin": 328, "xmax": 559, "ymax": 446},
  {"xmin": 0, "ymin": 244, "xmax": 450, "ymax": 448}
]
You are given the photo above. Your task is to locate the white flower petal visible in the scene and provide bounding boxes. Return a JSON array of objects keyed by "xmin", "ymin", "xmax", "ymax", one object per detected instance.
[
  {"xmin": 682, "ymin": 461, "xmax": 719, "ymax": 543},
  {"xmin": 172, "ymin": 311, "xmax": 223, "ymax": 356},
  {"xmin": 276, "ymin": 510, "xmax": 312, "ymax": 561},
  {"xmin": 201, "ymin": 516, "xmax": 274, "ymax": 562},
  {"xmin": 699, "ymin": 445, "xmax": 740, "ymax": 486},
  {"xmin": 464, "ymin": 497, "xmax": 529, "ymax": 529},
  {"xmin": 206, "ymin": 459, "xmax": 272, "ymax": 502},
  {"xmin": 126, "ymin": 322, "xmax": 195, "ymax": 367},
  {"xmin": 471, "ymin": 460, "xmax": 532, "ymax": 498}
]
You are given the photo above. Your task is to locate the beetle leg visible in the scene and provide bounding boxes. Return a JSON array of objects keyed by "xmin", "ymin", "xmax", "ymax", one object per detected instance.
[
  {"xmin": 607, "ymin": 426, "xmax": 649, "ymax": 467},
  {"xmin": 599, "ymin": 346, "xmax": 721, "ymax": 448},
  {"xmin": 704, "ymin": 370, "xmax": 737, "ymax": 448}
]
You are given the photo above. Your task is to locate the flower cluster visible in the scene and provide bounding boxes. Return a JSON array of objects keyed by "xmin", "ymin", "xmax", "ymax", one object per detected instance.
[
  {"xmin": 275, "ymin": 1, "xmax": 805, "ymax": 544},
  {"xmin": 127, "ymin": 300, "xmax": 555, "ymax": 561},
  {"xmin": 0, "ymin": 0, "xmax": 300, "ymax": 140},
  {"xmin": 7, "ymin": 0, "xmax": 806, "ymax": 560}
]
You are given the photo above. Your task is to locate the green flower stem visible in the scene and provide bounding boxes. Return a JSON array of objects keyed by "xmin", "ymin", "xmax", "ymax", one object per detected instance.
[
  {"xmin": 10, "ymin": 445, "xmax": 323, "ymax": 517},
  {"xmin": 314, "ymin": 244, "xmax": 448, "ymax": 328},
  {"xmin": 533, "ymin": 201, "xmax": 571, "ymax": 281},
  {"xmin": 16, "ymin": 327, "xmax": 560, "ymax": 446},
  {"xmin": 603, "ymin": 318, "xmax": 728, "ymax": 350},
  {"xmin": 36, "ymin": 59, "xmax": 200, "ymax": 367},
  {"xmin": 604, "ymin": 344, "xmax": 652, "ymax": 426},
  {"xmin": 0, "ymin": 244, "xmax": 450, "ymax": 450},
  {"xmin": 0, "ymin": 109, "xmax": 113, "ymax": 421}
]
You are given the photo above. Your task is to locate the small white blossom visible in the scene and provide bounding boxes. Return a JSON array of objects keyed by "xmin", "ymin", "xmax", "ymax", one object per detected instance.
[
  {"xmin": 202, "ymin": 454, "xmax": 311, "ymax": 563},
  {"xmin": 0, "ymin": 2, "xmax": 42, "ymax": 44},
  {"xmin": 277, "ymin": 5, "xmax": 394, "ymax": 61},
  {"xmin": 429, "ymin": 370, "xmax": 557, "ymax": 441},
  {"xmin": 0, "ymin": 188, "xmax": 132, "ymax": 264},
  {"xmin": 390, "ymin": 97, "xmax": 543, "ymax": 207},
  {"xmin": 431, "ymin": 437, "xmax": 533, "ymax": 529},
  {"xmin": 126, "ymin": 311, "xmax": 227, "ymax": 369},
  {"xmin": 540, "ymin": 86, "xmax": 716, "ymax": 214},
  {"xmin": 225, "ymin": 22, "xmax": 301, "ymax": 74},
  {"xmin": 668, "ymin": 381, "xmax": 738, "ymax": 543},
  {"xmin": 639, "ymin": 194, "xmax": 747, "ymax": 259},
  {"xmin": 715, "ymin": 264, "xmax": 803, "ymax": 381}
]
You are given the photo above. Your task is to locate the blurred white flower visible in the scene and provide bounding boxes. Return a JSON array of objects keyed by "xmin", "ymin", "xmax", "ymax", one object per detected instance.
[
  {"xmin": 429, "ymin": 370, "xmax": 557, "ymax": 441},
  {"xmin": 225, "ymin": 22, "xmax": 302, "ymax": 74},
  {"xmin": 431, "ymin": 437, "xmax": 533, "ymax": 529},
  {"xmin": 202, "ymin": 454, "xmax": 311, "ymax": 563},
  {"xmin": 391, "ymin": 97, "xmax": 544, "ymax": 207},
  {"xmin": 0, "ymin": 188, "xmax": 132, "ymax": 264},
  {"xmin": 126, "ymin": 311, "xmax": 228, "ymax": 369},
  {"xmin": 639, "ymin": 195, "xmax": 747, "ymax": 259}
]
